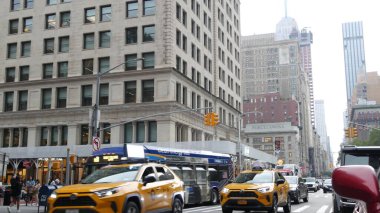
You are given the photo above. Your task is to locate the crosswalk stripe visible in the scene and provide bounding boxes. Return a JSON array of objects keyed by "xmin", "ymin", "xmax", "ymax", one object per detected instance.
[
  {"xmin": 316, "ymin": 205, "xmax": 329, "ymax": 213},
  {"xmin": 202, "ymin": 206, "xmax": 222, "ymax": 212},
  {"xmin": 293, "ymin": 205, "xmax": 311, "ymax": 212},
  {"xmin": 329, "ymin": 207, "xmax": 333, "ymax": 213},
  {"xmin": 184, "ymin": 206, "xmax": 220, "ymax": 213}
]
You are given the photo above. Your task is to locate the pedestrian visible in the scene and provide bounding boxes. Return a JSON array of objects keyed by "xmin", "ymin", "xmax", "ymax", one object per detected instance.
[
  {"xmin": 32, "ymin": 180, "xmax": 41, "ymax": 206},
  {"xmin": 8, "ymin": 174, "xmax": 22, "ymax": 213}
]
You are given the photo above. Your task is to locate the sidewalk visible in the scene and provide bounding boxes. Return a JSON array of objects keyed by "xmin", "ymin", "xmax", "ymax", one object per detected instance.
[{"xmin": 0, "ymin": 204, "xmax": 41, "ymax": 213}]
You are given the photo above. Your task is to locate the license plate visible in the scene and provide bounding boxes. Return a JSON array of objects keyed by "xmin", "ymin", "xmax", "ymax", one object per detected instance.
[
  {"xmin": 66, "ymin": 210, "xmax": 79, "ymax": 213},
  {"xmin": 237, "ymin": 200, "xmax": 247, "ymax": 205}
]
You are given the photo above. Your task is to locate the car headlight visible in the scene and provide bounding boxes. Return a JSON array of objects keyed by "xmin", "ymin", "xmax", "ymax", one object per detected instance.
[
  {"xmin": 290, "ymin": 187, "xmax": 297, "ymax": 191},
  {"xmin": 257, "ymin": 186, "xmax": 272, "ymax": 193},
  {"xmin": 50, "ymin": 191, "xmax": 57, "ymax": 199},
  {"xmin": 221, "ymin": 188, "xmax": 229, "ymax": 194},
  {"xmin": 94, "ymin": 187, "xmax": 120, "ymax": 198}
]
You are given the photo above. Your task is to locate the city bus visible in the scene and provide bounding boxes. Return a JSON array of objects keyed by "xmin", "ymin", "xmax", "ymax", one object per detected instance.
[{"xmin": 84, "ymin": 144, "xmax": 233, "ymax": 205}]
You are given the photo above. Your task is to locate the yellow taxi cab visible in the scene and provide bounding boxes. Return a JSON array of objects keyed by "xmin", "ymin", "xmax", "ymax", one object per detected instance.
[
  {"xmin": 47, "ymin": 163, "xmax": 184, "ymax": 213},
  {"xmin": 220, "ymin": 167, "xmax": 291, "ymax": 213}
]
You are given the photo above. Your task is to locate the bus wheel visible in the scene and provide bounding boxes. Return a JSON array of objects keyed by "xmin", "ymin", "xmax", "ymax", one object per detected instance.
[{"xmin": 210, "ymin": 189, "xmax": 219, "ymax": 204}]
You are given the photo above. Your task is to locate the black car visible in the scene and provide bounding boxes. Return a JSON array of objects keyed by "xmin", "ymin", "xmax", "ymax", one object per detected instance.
[
  {"xmin": 323, "ymin": 178, "xmax": 333, "ymax": 193},
  {"xmin": 284, "ymin": 176, "xmax": 309, "ymax": 204}
]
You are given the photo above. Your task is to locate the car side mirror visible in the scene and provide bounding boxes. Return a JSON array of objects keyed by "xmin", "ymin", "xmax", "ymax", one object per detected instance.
[
  {"xmin": 143, "ymin": 176, "xmax": 156, "ymax": 186},
  {"xmin": 276, "ymin": 179, "xmax": 285, "ymax": 185},
  {"xmin": 332, "ymin": 165, "xmax": 380, "ymax": 213}
]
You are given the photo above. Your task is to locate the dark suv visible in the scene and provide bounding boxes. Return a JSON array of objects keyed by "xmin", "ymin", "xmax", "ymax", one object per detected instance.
[{"xmin": 332, "ymin": 145, "xmax": 380, "ymax": 213}]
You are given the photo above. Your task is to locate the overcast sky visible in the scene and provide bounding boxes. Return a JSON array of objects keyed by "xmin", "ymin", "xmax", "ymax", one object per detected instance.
[{"xmin": 240, "ymin": 0, "xmax": 380, "ymax": 162}]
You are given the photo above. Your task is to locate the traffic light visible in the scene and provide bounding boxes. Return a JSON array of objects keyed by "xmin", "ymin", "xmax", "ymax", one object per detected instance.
[
  {"xmin": 345, "ymin": 128, "xmax": 351, "ymax": 138},
  {"xmin": 352, "ymin": 127, "xmax": 358, "ymax": 138},
  {"xmin": 204, "ymin": 113, "xmax": 212, "ymax": 126},
  {"xmin": 210, "ymin": 112, "xmax": 219, "ymax": 126}
]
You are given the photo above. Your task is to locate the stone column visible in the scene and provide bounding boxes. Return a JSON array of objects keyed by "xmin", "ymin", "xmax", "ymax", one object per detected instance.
[
  {"xmin": 132, "ymin": 122, "xmax": 136, "ymax": 143},
  {"xmin": 144, "ymin": 121, "xmax": 149, "ymax": 142},
  {"xmin": 18, "ymin": 128, "xmax": 23, "ymax": 147},
  {"xmin": 47, "ymin": 127, "xmax": 52, "ymax": 146},
  {"xmin": 58, "ymin": 126, "xmax": 62, "ymax": 146},
  {"xmin": 27, "ymin": 127, "xmax": 37, "ymax": 147},
  {"xmin": 136, "ymin": 80, "xmax": 142, "ymax": 103},
  {"xmin": 111, "ymin": 125, "xmax": 121, "ymax": 145},
  {"xmin": 9, "ymin": 128, "xmax": 14, "ymax": 147},
  {"xmin": 157, "ymin": 121, "xmax": 176, "ymax": 142},
  {"xmin": 67, "ymin": 125, "xmax": 78, "ymax": 146}
]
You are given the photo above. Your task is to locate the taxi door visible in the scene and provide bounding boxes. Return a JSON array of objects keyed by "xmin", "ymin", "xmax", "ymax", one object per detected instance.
[
  {"xmin": 139, "ymin": 166, "xmax": 161, "ymax": 212},
  {"xmin": 154, "ymin": 166, "xmax": 178, "ymax": 210},
  {"xmin": 275, "ymin": 172, "xmax": 287, "ymax": 205}
]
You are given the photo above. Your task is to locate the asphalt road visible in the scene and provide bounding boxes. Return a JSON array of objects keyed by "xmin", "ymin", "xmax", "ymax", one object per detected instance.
[
  {"xmin": 0, "ymin": 189, "xmax": 333, "ymax": 213},
  {"xmin": 184, "ymin": 189, "xmax": 334, "ymax": 213}
]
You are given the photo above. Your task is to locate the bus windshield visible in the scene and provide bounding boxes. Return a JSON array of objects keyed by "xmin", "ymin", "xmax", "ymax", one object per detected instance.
[{"xmin": 81, "ymin": 166, "xmax": 140, "ymax": 184}]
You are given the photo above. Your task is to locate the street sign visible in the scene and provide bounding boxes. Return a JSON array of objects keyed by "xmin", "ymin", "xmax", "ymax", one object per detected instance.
[{"xmin": 92, "ymin": 137, "xmax": 101, "ymax": 151}]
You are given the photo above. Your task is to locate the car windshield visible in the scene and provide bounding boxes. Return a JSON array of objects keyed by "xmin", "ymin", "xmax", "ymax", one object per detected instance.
[
  {"xmin": 234, "ymin": 172, "xmax": 273, "ymax": 184},
  {"xmin": 275, "ymin": 165, "xmax": 284, "ymax": 169},
  {"xmin": 283, "ymin": 165, "xmax": 294, "ymax": 169},
  {"xmin": 284, "ymin": 176, "xmax": 298, "ymax": 184},
  {"xmin": 81, "ymin": 165, "xmax": 141, "ymax": 184},
  {"xmin": 324, "ymin": 179, "xmax": 332, "ymax": 184},
  {"xmin": 344, "ymin": 153, "xmax": 380, "ymax": 171},
  {"xmin": 305, "ymin": 178, "xmax": 316, "ymax": 182}
]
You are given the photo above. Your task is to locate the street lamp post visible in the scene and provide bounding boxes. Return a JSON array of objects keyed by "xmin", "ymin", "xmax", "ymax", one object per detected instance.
[
  {"xmin": 90, "ymin": 58, "xmax": 144, "ymax": 144},
  {"xmin": 237, "ymin": 111, "xmax": 264, "ymax": 172}
]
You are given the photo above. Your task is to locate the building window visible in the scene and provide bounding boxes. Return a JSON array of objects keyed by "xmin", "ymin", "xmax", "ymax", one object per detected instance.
[
  {"xmin": 43, "ymin": 63, "xmax": 53, "ymax": 79},
  {"xmin": 126, "ymin": 27, "xmax": 138, "ymax": 44},
  {"xmin": 18, "ymin": 90, "xmax": 28, "ymax": 111},
  {"xmin": 22, "ymin": 128, "xmax": 28, "ymax": 147},
  {"xmin": 51, "ymin": 126, "xmax": 58, "ymax": 146},
  {"xmin": 142, "ymin": 25, "xmax": 155, "ymax": 42},
  {"xmin": 143, "ymin": 0, "xmax": 155, "ymax": 16},
  {"xmin": 45, "ymin": 13, "xmax": 56, "ymax": 29},
  {"xmin": 100, "ymin": 5, "xmax": 111, "ymax": 22},
  {"xmin": 99, "ymin": 31, "xmax": 111, "ymax": 48},
  {"xmin": 6, "ymin": 67, "xmax": 15, "ymax": 82},
  {"xmin": 98, "ymin": 57, "xmax": 110, "ymax": 74},
  {"xmin": 148, "ymin": 121, "xmax": 157, "ymax": 142},
  {"xmin": 125, "ymin": 81, "xmax": 136, "ymax": 103},
  {"xmin": 44, "ymin": 38, "xmax": 54, "ymax": 54},
  {"xmin": 142, "ymin": 52, "xmax": 154, "ymax": 69},
  {"xmin": 81, "ymin": 124, "xmax": 89, "ymax": 145},
  {"xmin": 4, "ymin": 92, "xmax": 14, "ymax": 112},
  {"xmin": 60, "ymin": 11, "xmax": 70, "ymax": 27},
  {"xmin": 23, "ymin": 17, "xmax": 32, "ymax": 32},
  {"xmin": 136, "ymin": 121, "xmax": 145, "ymax": 143},
  {"xmin": 42, "ymin": 88, "xmax": 52, "ymax": 109},
  {"xmin": 125, "ymin": 54, "xmax": 137, "ymax": 71},
  {"xmin": 2, "ymin": 129, "xmax": 10, "ymax": 147},
  {"xmin": 19, "ymin": 66, "xmax": 29, "ymax": 81},
  {"xmin": 11, "ymin": 0, "xmax": 20, "ymax": 11},
  {"xmin": 102, "ymin": 123, "xmax": 111, "ymax": 144},
  {"xmin": 58, "ymin": 61, "xmax": 68, "ymax": 77},
  {"xmin": 7, "ymin": 43, "xmax": 17, "ymax": 59},
  {"xmin": 61, "ymin": 126, "xmax": 68, "ymax": 145},
  {"xmin": 176, "ymin": 83, "xmax": 181, "ymax": 102},
  {"xmin": 82, "ymin": 58, "xmax": 94, "ymax": 75},
  {"xmin": 40, "ymin": 127, "xmax": 48, "ymax": 146},
  {"xmin": 124, "ymin": 123, "xmax": 133, "ymax": 143},
  {"xmin": 84, "ymin": 7, "xmax": 96, "ymax": 24},
  {"xmin": 82, "ymin": 85, "xmax": 92, "ymax": 106},
  {"xmin": 182, "ymin": 87, "xmax": 187, "ymax": 105},
  {"xmin": 12, "ymin": 128, "xmax": 19, "ymax": 147},
  {"xmin": 9, "ymin": 19, "xmax": 18, "ymax": 34},
  {"xmin": 99, "ymin": 84, "xmax": 109, "ymax": 105},
  {"xmin": 47, "ymin": 0, "xmax": 57, "ymax": 5},
  {"xmin": 59, "ymin": 36, "xmax": 69, "ymax": 53},
  {"xmin": 21, "ymin": 41, "xmax": 31, "ymax": 57},
  {"xmin": 126, "ymin": 1, "xmax": 138, "ymax": 18},
  {"xmin": 83, "ymin": 33, "xmax": 94, "ymax": 49},
  {"xmin": 142, "ymin": 80, "xmax": 154, "ymax": 102},
  {"xmin": 56, "ymin": 87, "xmax": 67, "ymax": 108}
]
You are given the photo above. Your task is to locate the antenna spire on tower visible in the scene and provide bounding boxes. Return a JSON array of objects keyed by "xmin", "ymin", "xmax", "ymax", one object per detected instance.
[{"xmin": 285, "ymin": 0, "xmax": 288, "ymax": 17}]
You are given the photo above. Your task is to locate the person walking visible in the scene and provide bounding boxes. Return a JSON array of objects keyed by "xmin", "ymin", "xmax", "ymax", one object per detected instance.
[{"xmin": 8, "ymin": 174, "xmax": 22, "ymax": 213}]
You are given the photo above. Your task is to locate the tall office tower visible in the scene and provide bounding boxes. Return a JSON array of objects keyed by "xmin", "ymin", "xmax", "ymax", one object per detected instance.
[
  {"xmin": 314, "ymin": 100, "xmax": 329, "ymax": 151},
  {"xmin": 0, "ymin": 1, "xmax": 242, "ymax": 163},
  {"xmin": 342, "ymin": 21, "xmax": 367, "ymax": 107},
  {"xmin": 300, "ymin": 29, "xmax": 315, "ymax": 127}
]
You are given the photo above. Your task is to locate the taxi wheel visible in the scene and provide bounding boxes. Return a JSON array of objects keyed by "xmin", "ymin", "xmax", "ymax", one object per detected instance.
[
  {"xmin": 269, "ymin": 196, "xmax": 278, "ymax": 213},
  {"xmin": 172, "ymin": 197, "xmax": 183, "ymax": 213},
  {"xmin": 283, "ymin": 195, "xmax": 291, "ymax": 213},
  {"xmin": 125, "ymin": 201, "xmax": 140, "ymax": 213},
  {"xmin": 222, "ymin": 207, "xmax": 232, "ymax": 213}
]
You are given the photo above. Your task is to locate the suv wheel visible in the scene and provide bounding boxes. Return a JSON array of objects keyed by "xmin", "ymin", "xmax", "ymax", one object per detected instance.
[
  {"xmin": 222, "ymin": 207, "xmax": 232, "ymax": 213},
  {"xmin": 172, "ymin": 197, "xmax": 183, "ymax": 213},
  {"xmin": 210, "ymin": 189, "xmax": 219, "ymax": 204},
  {"xmin": 283, "ymin": 195, "xmax": 291, "ymax": 213},
  {"xmin": 125, "ymin": 201, "xmax": 140, "ymax": 213},
  {"xmin": 269, "ymin": 196, "xmax": 278, "ymax": 213},
  {"xmin": 294, "ymin": 191, "xmax": 300, "ymax": 204}
]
